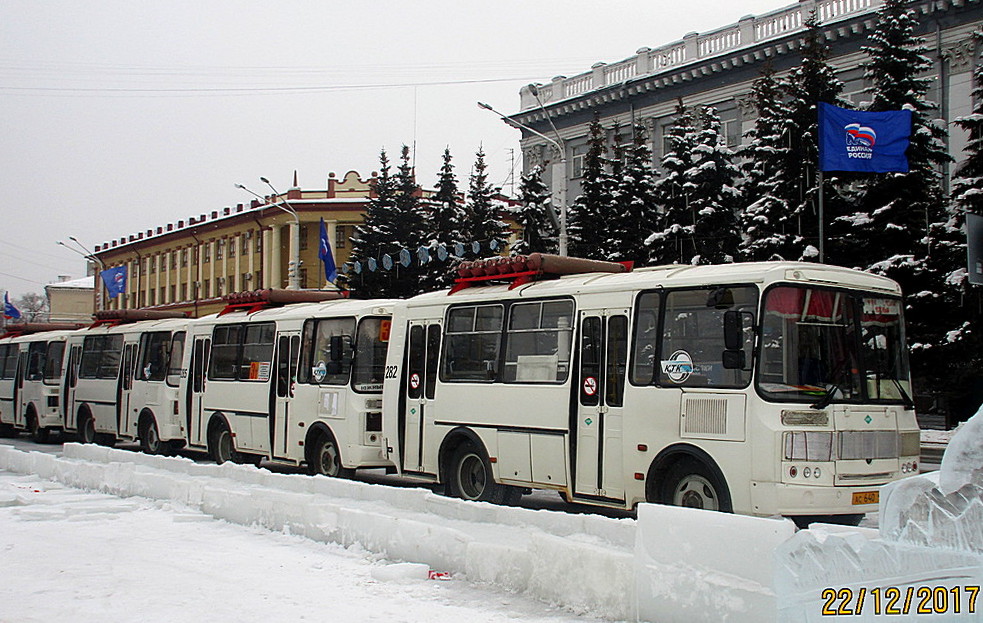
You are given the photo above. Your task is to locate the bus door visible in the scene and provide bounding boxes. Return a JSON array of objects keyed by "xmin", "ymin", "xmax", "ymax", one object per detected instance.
[
  {"xmin": 401, "ymin": 320, "xmax": 441, "ymax": 474},
  {"xmin": 13, "ymin": 351, "xmax": 27, "ymax": 427},
  {"xmin": 63, "ymin": 344, "xmax": 81, "ymax": 430},
  {"xmin": 117, "ymin": 342, "xmax": 138, "ymax": 435},
  {"xmin": 574, "ymin": 310, "xmax": 629, "ymax": 500},
  {"xmin": 271, "ymin": 331, "xmax": 301, "ymax": 460},
  {"xmin": 186, "ymin": 336, "xmax": 210, "ymax": 447}
]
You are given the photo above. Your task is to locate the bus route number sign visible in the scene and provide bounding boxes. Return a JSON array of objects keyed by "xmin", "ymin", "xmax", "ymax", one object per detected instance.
[{"xmin": 583, "ymin": 376, "xmax": 598, "ymax": 397}]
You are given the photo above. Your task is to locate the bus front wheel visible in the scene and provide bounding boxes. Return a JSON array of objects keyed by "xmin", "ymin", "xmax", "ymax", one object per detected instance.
[
  {"xmin": 139, "ymin": 415, "xmax": 162, "ymax": 455},
  {"xmin": 27, "ymin": 409, "xmax": 50, "ymax": 444},
  {"xmin": 659, "ymin": 457, "xmax": 732, "ymax": 513},
  {"xmin": 307, "ymin": 432, "xmax": 352, "ymax": 478}
]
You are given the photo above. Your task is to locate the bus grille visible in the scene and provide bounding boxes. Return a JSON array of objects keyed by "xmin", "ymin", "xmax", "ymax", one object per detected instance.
[
  {"xmin": 683, "ymin": 398, "xmax": 728, "ymax": 435},
  {"xmin": 839, "ymin": 430, "xmax": 898, "ymax": 460}
]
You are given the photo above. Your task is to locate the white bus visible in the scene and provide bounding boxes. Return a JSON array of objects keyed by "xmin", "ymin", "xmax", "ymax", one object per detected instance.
[
  {"xmin": 183, "ymin": 290, "xmax": 394, "ymax": 475},
  {"xmin": 381, "ymin": 256, "xmax": 921, "ymax": 524},
  {"xmin": 0, "ymin": 324, "xmax": 84, "ymax": 441},
  {"xmin": 63, "ymin": 311, "xmax": 190, "ymax": 452}
]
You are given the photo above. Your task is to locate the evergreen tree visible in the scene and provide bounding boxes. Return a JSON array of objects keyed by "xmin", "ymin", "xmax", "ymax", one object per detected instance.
[
  {"xmin": 688, "ymin": 106, "xmax": 741, "ymax": 264},
  {"xmin": 782, "ymin": 14, "xmax": 846, "ymax": 260},
  {"xmin": 420, "ymin": 147, "xmax": 467, "ymax": 290},
  {"xmin": 512, "ymin": 164, "xmax": 556, "ymax": 255},
  {"xmin": 648, "ymin": 101, "xmax": 699, "ymax": 265},
  {"xmin": 346, "ymin": 149, "xmax": 398, "ymax": 298},
  {"xmin": 389, "ymin": 145, "xmax": 428, "ymax": 298},
  {"xmin": 607, "ymin": 122, "xmax": 660, "ymax": 265},
  {"xmin": 568, "ymin": 113, "xmax": 617, "ymax": 259},
  {"xmin": 839, "ymin": 0, "xmax": 953, "ymax": 400},
  {"xmin": 466, "ymin": 146, "xmax": 509, "ymax": 255},
  {"xmin": 739, "ymin": 64, "xmax": 798, "ymax": 261}
]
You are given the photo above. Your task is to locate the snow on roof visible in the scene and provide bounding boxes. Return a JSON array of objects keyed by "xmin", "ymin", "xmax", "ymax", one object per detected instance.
[{"xmin": 45, "ymin": 276, "xmax": 95, "ymax": 290}]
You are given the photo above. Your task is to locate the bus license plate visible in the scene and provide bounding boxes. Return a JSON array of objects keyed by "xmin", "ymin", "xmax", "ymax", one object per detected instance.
[{"xmin": 852, "ymin": 491, "xmax": 879, "ymax": 505}]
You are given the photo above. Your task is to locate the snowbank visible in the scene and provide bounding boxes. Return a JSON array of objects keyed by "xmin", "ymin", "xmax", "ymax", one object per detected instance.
[{"xmin": 777, "ymin": 402, "xmax": 983, "ymax": 622}]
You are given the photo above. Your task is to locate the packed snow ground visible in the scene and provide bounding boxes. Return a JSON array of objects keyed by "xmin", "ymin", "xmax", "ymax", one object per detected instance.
[{"xmin": 0, "ymin": 468, "xmax": 604, "ymax": 623}]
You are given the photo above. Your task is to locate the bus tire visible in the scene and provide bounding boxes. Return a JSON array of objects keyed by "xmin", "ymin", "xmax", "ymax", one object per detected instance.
[
  {"xmin": 139, "ymin": 414, "xmax": 163, "ymax": 455},
  {"xmin": 659, "ymin": 457, "xmax": 732, "ymax": 513},
  {"xmin": 27, "ymin": 408, "xmax": 50, "ymax": 444},
  {"xmin": 78, "ymin": 410, "xmax": 97, "ymax": 444},
  {"xmin": 446, "ymin": 442, "xmax": 519, "ymax": 505},
  {"xmin": 307, "ymin": 432, "xmax": 352, "ymax": 478},
  {"xmin": 209, "ymin": 420, "xmax": 235, "ymax": 465}
]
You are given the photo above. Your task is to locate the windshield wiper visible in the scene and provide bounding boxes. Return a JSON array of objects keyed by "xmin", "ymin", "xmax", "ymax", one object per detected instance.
[
  {"xmin": 891, "ymin": 377, "xmax": 915, "ymax": 410},
  {"xmin": 811, "ymin": 382, "xmax": 841, "ymax": 410}
]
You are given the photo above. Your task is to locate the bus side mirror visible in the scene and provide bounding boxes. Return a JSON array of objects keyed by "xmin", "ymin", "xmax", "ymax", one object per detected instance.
[
  {"xmin": 329, "ymin": 335, "xmax": 345, "ymax": 362},
  {"xmin": 723, "ymin": 310, "xmax": 742, "ymax": 350}
]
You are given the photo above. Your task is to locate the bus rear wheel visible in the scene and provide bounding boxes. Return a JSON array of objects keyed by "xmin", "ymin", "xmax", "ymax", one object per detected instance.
[
  {"xmin": 446, "ymin": 443, "xmax": 519, "ymax": 505},
  {"xmin": 210, "ymin": 422, "xmax": 235, "ymax": 465},
  {"xmin": 660, "ymin": 457, "xmax": 732, "ymax": 513},
  {"xmin": 307, "ymin": 433, "xmax": 352, "ymax": 478},
  {"xmin": 78, "ymin": 413, "xmax": 97, "ymax": 444}
]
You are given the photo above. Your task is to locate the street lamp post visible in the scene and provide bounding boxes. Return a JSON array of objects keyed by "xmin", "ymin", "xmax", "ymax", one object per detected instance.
[
  {"xmin": 59, "ymin": 237, "xmax": 106, "ymax": 311},
  {"xmin": 237, "ymin": 180, "xmax": 302, "ymax": 290},
  {"xmin": 478, "ymin": 97, "xmax": 568, "ymax": 256}
]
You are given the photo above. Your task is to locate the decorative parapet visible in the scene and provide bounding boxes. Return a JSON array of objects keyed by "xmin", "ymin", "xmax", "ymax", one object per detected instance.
[{"xmin": 519, "ymin": 0, "xmax": 881, "ymax": 111}]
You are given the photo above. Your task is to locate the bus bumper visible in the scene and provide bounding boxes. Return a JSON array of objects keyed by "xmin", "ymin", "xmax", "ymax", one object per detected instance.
[{"xmin": 750, "ymin": 481, "xmax": 881, "ymax": 518}]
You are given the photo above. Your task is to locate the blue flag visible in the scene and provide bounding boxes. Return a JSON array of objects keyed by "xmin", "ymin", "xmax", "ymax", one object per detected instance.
[
  {"xmin": 100, "ymin": 265, "xmax": 128, "ymax": 299},
  {"xmin": 818, "ymin": 102, "xmax": 912, "ymax": 173},
  {"xmin": 3, "ymin": 292, "xmax": 21, "ymax": 320},
  {"xmin": 318, "ymin": 218, "xmax": 338, "ymax": 284}
]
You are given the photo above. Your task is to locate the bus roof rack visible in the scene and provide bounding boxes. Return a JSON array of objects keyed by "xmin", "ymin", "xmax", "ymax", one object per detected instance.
[
  {"xmin": 450, "ymin": 253, "xmax": 632, "ymax": 294},
  {"xmin": 0, "ymin": 322, "xmax": 88, "ymax": 339},
  {"xmin": 90, "ymin": 308, "xmax": 190, "ymax": 328},
  {"xmin": 219, "ymin": 288, "xmax": 349, "ymax": 316}
]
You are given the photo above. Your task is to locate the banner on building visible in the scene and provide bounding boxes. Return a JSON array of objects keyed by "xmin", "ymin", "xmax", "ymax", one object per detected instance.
[
  {"xmin": 818, "ymin": 102, "xmax": 912, "ymax": 173},
  {"xmin": 319, "ymin": 218, "xmax": 338, "ymax": 284},
  {"xmin": 100, "ymin": 265, "xmax": 128, "ymax": 299}
]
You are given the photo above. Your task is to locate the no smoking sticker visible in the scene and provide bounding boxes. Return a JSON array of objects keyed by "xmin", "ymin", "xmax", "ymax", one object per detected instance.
[
  {"xmin": 409, "ymin": 372, "xmax": 421, "ymax": 390},
  {"xmin": 583, "ymin": 376, "xmax": 598, "ymax": 396}
]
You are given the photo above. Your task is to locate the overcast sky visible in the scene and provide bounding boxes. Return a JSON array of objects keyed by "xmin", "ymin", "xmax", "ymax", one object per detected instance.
[{"xmin": 1, "ymin": 0, "xmax": 786, "ymax": 298}]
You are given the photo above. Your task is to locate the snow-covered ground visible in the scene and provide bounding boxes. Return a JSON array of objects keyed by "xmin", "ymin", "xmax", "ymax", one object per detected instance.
[{"xmin": 0, "ymin": 457, "xmax": 604, "ymax": 623}]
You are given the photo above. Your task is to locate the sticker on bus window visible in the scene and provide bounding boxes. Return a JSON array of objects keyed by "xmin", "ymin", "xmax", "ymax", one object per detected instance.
[
  {"xmin": 863, "ymin": 298, "xmax": 901, "ymax": 316},
  {"xmin": 379, "ymin": 319, "xmax": 392, "ymax": 342},
  {"xmin": 249, "ymin": 361, "xmax": 272, "ymax": 382},
  {"xmin": 662, "ymin": 350, "xmax": 694, "ymax": 384},
  {"xmin": 313, "ymin": 361, "xmax": 327, "ymax": 383}
]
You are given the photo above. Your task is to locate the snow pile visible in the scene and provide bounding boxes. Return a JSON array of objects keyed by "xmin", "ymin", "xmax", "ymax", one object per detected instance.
[
  {"xmin": 0, "ymin": 443, "xmax": 635, "ymax": 620},
  {"xmin": 635, "ymin": 503, "xmax": 795, "ymax": 623},
  {"xmin": 776, "ymin": 403, "xmax": 983, "ymax": 622}
]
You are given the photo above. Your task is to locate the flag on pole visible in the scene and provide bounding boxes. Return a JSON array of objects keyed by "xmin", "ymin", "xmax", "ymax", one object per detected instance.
[
  {"xmin": 818, "ymin": 102, "xmax": 912, "ymax": 173},
  {"xmin": 3, "ymin": 292, "xmax": 21, "ymax": 320},
  {"xmin": 318, "ymin": 218, "xmax": 338, "ymax": 284},
  {"xmin": 100, "ymin": 265, "xmax": 128, "ymax": 299}
]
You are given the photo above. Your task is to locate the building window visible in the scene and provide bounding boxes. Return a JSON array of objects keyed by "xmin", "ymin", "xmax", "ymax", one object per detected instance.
[
  {"xmin": 216, "ymin": 240, "xmax": 224, "ymax": 261},
  {"xmin": 299, "ymin": 267, "xmax": 308, "ymax": 289},
  {"xmin": 170, "ymin": 251, "xmax": 177, "ymax": 270},
  {"xmin": 203, "ymin": 244, "xmax": 210, "ymax": 263},
  {"xmin": 242, "ymin": 232, "xmax": 251, "ymax": 255},
  {"xmin": 170, "ymin": 285, "xmax": 176, "ymax": 302},
  {"xmin": 180, "ymin": 283, "xmax": 187, "ymax": 301},
  {"xmin": 159, "ymin": 287, "xmax": 166, "ymax": 304},
  {"xmin": 255, "ymin": 270, "xmax": 262, "ymax": 287},
  {"xmin": 181, "ymin": 249, "xmax": 188, "ymax": 267},
  {"xmin": 149, "ymin": 256, "xmax": 156, "ymax": 274},
  {"xmin": 335, "ymin": 225, "xmax": 346, "ymax": 249},
  {"xmin": 299, "ymin": 224, "xmax": 309, "ymax": 251},
  {"xmin": 229, "ymin": 238, "xmax": 236, "ymax": 258},
  {"xmin": 203, "ymin": 279, "xmax": 211, "ymax": 297},
  {"xmin": 571, "ymin": 145, "xmax": 588, "ymax": 179},
  {"xmin": 256, "ymin": 234, "xmax": 263, "ymax": 254},
  {"xmin": 242, "ymin": 272, "xmax": 251, "ymax": 288}
]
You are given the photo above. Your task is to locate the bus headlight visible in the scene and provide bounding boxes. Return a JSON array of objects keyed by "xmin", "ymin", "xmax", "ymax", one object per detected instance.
[{"xmin": 784, "ymin": 431, "xmax": 833, "ymax": 462}]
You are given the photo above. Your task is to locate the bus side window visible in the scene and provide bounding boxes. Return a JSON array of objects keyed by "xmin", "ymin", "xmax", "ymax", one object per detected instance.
[{"xmin": 631, "ymin": 292, "xmax": 662, "ymax": 385}]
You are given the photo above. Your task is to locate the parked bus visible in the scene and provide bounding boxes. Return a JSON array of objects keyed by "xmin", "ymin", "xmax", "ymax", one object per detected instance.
[
  {"xmin": 381, "ymin": 255, "xmax": 921, "ymax": 524},
  {"xmin": 0, "ymin": 323, "xmax": 85, "ymax": 441},
  {"xmin": 183, "ymin": 290, "xmax": 394, "ymax": 475},
  {"xmin": 63, "ymin": 310, "xmax": 190, "ymax": 452}
]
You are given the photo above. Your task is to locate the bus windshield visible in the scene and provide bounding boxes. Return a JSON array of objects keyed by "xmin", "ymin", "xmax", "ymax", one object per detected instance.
[{"xmin": 757, "ymin": 286, "xmax": 911, "ymax": 405}]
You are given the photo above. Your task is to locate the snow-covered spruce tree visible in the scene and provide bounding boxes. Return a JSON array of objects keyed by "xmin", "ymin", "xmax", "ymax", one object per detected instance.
[
  {"xmin": 346, "ymin": 148, "xmax": 398, "ymax": 298},
  {"xmin": 420, "ymin": 147, "xmax": 467, "ymax": 291},
  {"xmin": 607, "ymin": 123, "xmax": 660, "ymax": 266},
  {"xmin": 928, "ymin": 30, "xmax": 983, "ymax": 417},
  {"xmin": 841, "ymin": 0, "xmax": 953, "ymax": 400},
  {"xmin": 389, "ymin": 145, "xmax": 428, "ymax": 298},
  {"xmin": 648, "ymin": 101, "xmax": 699, "ymax": 265},
  {"xmin": 568, "ymin": 113, "xmax": 617, "ymax": 259},
  {"xmin": 738, "ymin": 63, "xmax": 798, "ymax": 261},
  {"xmin": 688, "ymin": 106, "xmax": 741, "ymax": 264},
  {"xmin": 466, "ymin": 146, "xmax": 510, "ymax": 256},
  {"xmin": 781, "ymin": 14, "xmax": 846, "ymax": 261},
  {"xmin": 512, "ymin": 164, "xmax": 557, "ymax": 255}
]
